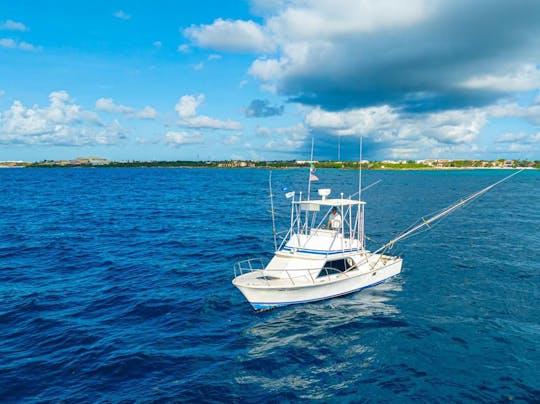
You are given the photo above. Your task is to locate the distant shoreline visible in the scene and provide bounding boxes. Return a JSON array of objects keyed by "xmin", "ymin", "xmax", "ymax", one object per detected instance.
[
  {"xmin": 1, "ymin": 163, "xmax": 538, "ymax": 170},
  {"xmin": 1, "ymin": 157, "xmax": 539, "ymax": 170}
]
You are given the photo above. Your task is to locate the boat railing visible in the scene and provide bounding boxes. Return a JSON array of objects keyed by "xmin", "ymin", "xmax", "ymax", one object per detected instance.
[
  {"xmin": 234, "ymin": 257, "xmax": 267, "ymax": 278},
  {"xmin": 234, "ymin": 258, "xmax": 354, "ymax": 286}
]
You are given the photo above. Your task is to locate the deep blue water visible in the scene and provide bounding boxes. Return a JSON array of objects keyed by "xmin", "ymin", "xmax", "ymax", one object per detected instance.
[{"xmin": 1, "ymin": 168, "xmax": 539, "ymax": 402}]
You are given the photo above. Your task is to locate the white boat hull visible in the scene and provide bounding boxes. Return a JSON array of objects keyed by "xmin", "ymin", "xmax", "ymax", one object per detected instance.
[{"xmin": 233, "ymin": 256, "xmax": 402, "ymax": 310}]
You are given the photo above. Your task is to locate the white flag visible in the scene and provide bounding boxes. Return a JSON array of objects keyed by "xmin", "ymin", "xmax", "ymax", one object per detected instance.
[{"xmin": 285, "ymin": 191, "xmax": 295, "ymax": 199}]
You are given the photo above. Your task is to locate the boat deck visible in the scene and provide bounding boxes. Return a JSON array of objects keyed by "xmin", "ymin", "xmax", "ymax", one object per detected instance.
[{"xmin": 233, "ymin": 253, "xmax": 401, "ymax": 289}]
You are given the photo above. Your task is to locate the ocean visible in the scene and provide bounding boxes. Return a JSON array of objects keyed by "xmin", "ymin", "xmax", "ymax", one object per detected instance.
[{"xmin": 1, "ymin": 168, "xmax": 539, "ymax": 402}]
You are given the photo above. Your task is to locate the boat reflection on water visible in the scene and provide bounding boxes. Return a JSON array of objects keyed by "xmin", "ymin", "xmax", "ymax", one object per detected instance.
[
  {"xmin": 234, "ymin": 280, "xmax": 404, "ymax": 397},
  {"xmin": 243, "ymin": 278, "xmax": 403, "ymax": 343}
]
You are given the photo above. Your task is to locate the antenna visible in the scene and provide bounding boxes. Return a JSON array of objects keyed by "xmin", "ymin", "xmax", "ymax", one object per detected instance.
[
  {"xmin": 358, "ymin": 136, "xmax": 364, "ymax": 249},
  {"xmin": 307, "ymin": 137, "xmax": 314, "ymax": 201},
  {"xmin": 358, "ymin": 135, "xmax": 363, "ymax": 203}
]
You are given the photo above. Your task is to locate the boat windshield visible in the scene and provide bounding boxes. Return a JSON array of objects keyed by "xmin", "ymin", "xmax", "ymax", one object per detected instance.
[{"xmin": 318, "ymin": 257, "xmax": 355, "ymax": 277}]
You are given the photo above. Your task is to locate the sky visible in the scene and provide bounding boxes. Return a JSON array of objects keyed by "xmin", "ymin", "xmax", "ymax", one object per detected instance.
[{"xmin": 1, "ymin": 0, "xmax": 540, "ymax": 162}]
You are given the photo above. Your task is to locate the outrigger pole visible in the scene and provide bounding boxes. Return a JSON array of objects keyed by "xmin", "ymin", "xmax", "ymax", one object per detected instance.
[
  {"xmin": 269, "ymin": 171, "xmax": 278, "ymax": 252},
  {"xmin": 374, "ymin": 169, "xmax": 524, "ymax": 254}
]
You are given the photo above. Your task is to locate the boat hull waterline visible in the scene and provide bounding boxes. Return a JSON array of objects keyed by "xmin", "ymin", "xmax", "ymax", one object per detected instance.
[{"xmin": 233, "ymin": 254, "xmax": 403, "ymax": 310}]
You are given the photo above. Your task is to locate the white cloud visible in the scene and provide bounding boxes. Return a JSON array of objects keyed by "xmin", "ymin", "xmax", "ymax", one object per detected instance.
[
  {"xmin": 218, "ymin": 0, "xmax": 540, "ymax": 118},
  {"xmin": 208, "ymin": 54, "xmax": 222, "ymax": 61},
  {"xmin": 0, "ymin": 89, "xmax": 4, "ymax": 96},
  {"xmin": 181, "ymin": 115, "xmax": 242, "ymax": 130},
  {"xmin": 0, "ymin": 19, "xmax": 28, "ymax": 31},
  {"xmin": 224, "ymin": 133, "xmax": 241, "ymax": 144},
  {"xmin": 165, "ymin": 131, "xmax": 204, "ymax": 145},
  {"xmin": 495, "ymin": 132, "xmax": 529, "ymax": 143},
  {"xmin": 173, "ymin": 94, "xmax": 242, "ymax": 131},
  {"xmin": 175, "ymin": 94, "xmax": 204, "ymax": 118},
  {"xmin": 113, "ymin": 10, "xmax": 131, "ymax": 20},
  {"xmin": 136, "ymin": 136, "xmax": 161, "ymax": 145},
  {"xmin": 96, "ymin": 98, "xmax": 157, "ymax": 119},
  {"xmin": 266, "ymin": 0, "xmax": 430, "ymax": 40},
  {"xmin": 305, "ymin": 104, "xmax": 491, "ymax": 157},
  {"xmin": 133, "ymin": 106, "xmax": 158, "ymax": 119},
  {"xmin": 184, "ymin": 18, "xmax": 275, "ymax": 53},
  {"xmin": 461, "ymin": 64, "xmax": 540, "ymax": 92},
  {"xmin": 96, "ymin": 98, "xmax": 131, "ymax": 114},
  {"xmin": 0, "ymin": 91, "xmax": 127, "ymax": 146},
  {"xmin": 495, "ymin": 132, "xmax": 540, "ymax": 149},
  {"xmin": 153, "ymin": 41, "xmax": 162, "ymax": 48},
  {"xmin": 306, "ymin": 105, "xmax": 399, "ymax": 135},
  {"xmin": 487, "ymin": 102, "xmax": 540, "ymax": 125},
  {"xmin": 193, "ymin": 61, "xmax": 205, "ymax": 70},
  {"xmin": 0, "ymin": 38, "xmax": 37, "ymax": 51},
  {"xmin": 249, "ymin": 57, "xmax": 286, "ymax": 81},
  {"xmin": 256, "ymin": 123, "xmax": 309, "ymax": 151},
  {"xmin": 177, "ymin": 44, "xmax": 190, "ymax": 53}
]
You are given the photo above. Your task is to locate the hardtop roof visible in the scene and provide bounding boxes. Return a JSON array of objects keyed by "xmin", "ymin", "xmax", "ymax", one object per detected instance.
[{"xmin": 293, "ymin": 198, "xmax": 365, "ymax": 207}]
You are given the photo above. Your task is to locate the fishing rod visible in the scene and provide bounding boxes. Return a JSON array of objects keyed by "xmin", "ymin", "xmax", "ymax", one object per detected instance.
[{"xmin": 373, "ymin": 169, "xmax": 524, "ymax": 254}]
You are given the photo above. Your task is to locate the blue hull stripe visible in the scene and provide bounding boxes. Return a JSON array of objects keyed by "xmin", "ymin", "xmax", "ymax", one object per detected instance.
[{"xmin": 250, "ymin": 278, "xmax": 391, "ymax": 311}]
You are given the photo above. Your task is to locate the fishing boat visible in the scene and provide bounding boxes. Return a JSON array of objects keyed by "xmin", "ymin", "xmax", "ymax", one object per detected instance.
[{"xmin": 232, "ymin": 150, "xmax": 522, "ymax": 311}]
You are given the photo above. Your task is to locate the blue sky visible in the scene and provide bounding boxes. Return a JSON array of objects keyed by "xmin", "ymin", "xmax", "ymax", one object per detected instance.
[{"xmin": 1, "ymin": 0, "xmax": 540, "ymax": 162}]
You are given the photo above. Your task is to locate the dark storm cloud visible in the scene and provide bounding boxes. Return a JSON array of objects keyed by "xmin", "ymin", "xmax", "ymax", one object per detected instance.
[
  {"xmin": 245, "ymin": 99, "xmax": 285, "ymax": 117},
  {"xmin": 309, "ymin": 130, "xmax": 390, "ymax": 161},
  {"xmin": 275, "ymin": 0, "xmax": 540, "ymax": 112}
]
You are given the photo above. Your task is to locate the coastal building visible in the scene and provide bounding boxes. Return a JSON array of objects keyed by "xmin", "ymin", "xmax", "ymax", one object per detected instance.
[
  {"xmin": 72, "ymin": 157, "xmax": 110, "ymax": 165},
  {"xmin": 504, "ymin": 160, "xmax": 514, "ymax": 167}
]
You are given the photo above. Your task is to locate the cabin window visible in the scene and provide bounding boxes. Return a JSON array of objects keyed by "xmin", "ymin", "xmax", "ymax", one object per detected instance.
[{"xmin": 318, "ymin": 257, "xmax": 355, "ymax": 277}]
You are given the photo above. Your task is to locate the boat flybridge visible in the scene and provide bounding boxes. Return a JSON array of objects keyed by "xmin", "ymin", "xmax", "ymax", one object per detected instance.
[
  {"xmin": 233, "ymin": 185, "xmax": 403, "ymax": 311},
  {"xmin": 233, "ymin": 164, "xmax": 523, "ymax": 311}
]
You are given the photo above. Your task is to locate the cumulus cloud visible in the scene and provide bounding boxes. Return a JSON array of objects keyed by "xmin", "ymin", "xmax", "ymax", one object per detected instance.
[
  {"xmin": 184, "ymin": 18, "xmax": 275, "ymax": 53},
  {"xmin": 487, "ymin": 102, "xmax": 540, "ymax": 126},
  {"xmin": 0, "ymin": 38, "xmax": 37, "ymax": 51},
  {"xmin": 305, "ymin": 104, "xmax": 492, "ymax": 158},
  {"xmin": 266, "ymin": 0, "xmax": 429, "ymax": 40},
  {"xmin": 0, "ymin": 91, "xmax": 127, "ymax": 145},
  {"xmin": 174, "ymin": 94, "xmax": 242, "ymax": 130},
  {"xmin": 245, "ymin": 99, "xmax": 284, "ymax": 117},
  {"xmin": 180, "ymin": 0, "xmax": 540, "ymax": 157},
  {"xmin": 165, "ymin": 131, "xmax": 204, "ymax": 145},
  {"xmin": 184, "ymin": 0, "xmax": 540, "ymax": 120},
  {"xmin": 175, "ymin": 94, "xmax": 204, "ymax": 118},
  {"xmin": 492, "ymin": 131, "xmax": 540, "ymax": 153},
  {"xmin": 0, "ymin": 19, "xmax": 28, "ymax": 31},
  {"xmin": 461, "ymin": 64, "xmax": 540, "ymax": 92},
  {"xmin": 256, "ymin": 123, "xmax": 309, "ymax": 151},
  {"xmin": 244, "ymin": 0, "xmax": 540, "ymax": 112},
  {"xmin": 95, "ymin": 98, "xmax": 157, "ymax": 119},
  {"xmin": 113, "ymin": 10, "xmax": 131, "ymax": 20},
  {"xmin": 181, "ymin": 115, "xmax": 241, "ymax": 130}
]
